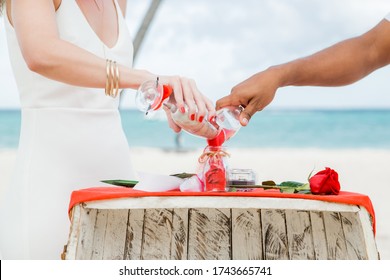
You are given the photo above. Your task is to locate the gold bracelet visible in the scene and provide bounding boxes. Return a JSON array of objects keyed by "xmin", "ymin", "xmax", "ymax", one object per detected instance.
[
  {"xmin": 105, "ymin": 59, "xmax": 120, "ymax": 98},
  {"xmin": 110, "ymin": 61, "xmax": 118, "ymax": 98},
  {"xmin": 113, "ymin": 61, "xmax": 120, "ymax": 98},
  {"xmin": 105, "ymin": 59, "xmax": 112, "ymax": 97},
  {"xmin": 109, "ymin": 60, "xmax": 115, "ymax": 98}
]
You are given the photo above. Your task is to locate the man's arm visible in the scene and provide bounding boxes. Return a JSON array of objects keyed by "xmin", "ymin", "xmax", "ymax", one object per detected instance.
[
  {"xmin": 217, "ymin": 18, "xmax": 390, "ymax": 126},
  {"xmin": 276, "ymin": 19, "xmax": 390, "ymax": 87}
]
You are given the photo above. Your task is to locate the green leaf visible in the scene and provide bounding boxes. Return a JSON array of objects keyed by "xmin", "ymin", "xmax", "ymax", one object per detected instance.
[
  {"xmin": 279, "ymin": 187, "xmax": 296, "ymax": 193},
  {"xmin": 170, "ymin": 172, "xmax": 196, "ymax": 179},
  {"xmin": 296, "ymin": 190, "xmax": 312, "ymax": 194},
  {"xmin": 294, "ymin": 183, "xmax": 310, "ymax": 192},
  {"xmin": 278, "ymin": 181, "xmax": 305, "ymax": 187},
  {"xmin": 101, "ymin": 180, "xmax": 138, "ymax": 188},
  {"xmin": 262, "ymin": 180, "xmax": 277, "ymax": 186}
]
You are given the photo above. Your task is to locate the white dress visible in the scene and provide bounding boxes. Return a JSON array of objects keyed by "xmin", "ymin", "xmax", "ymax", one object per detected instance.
[{"xmin": 0, "ymin": 0, "xmax": 135, "ymax": 259}]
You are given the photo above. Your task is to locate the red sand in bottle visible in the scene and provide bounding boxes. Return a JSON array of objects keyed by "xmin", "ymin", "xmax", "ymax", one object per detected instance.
[{"xmin": 204, "ymin": 153, "xmax": 226, "ymax": 192}]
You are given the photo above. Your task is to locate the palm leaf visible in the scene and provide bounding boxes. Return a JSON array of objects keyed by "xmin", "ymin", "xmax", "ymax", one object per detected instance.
[{"xmin": 101, "ymin": 179, "xmax": 138, "ymax": 188}]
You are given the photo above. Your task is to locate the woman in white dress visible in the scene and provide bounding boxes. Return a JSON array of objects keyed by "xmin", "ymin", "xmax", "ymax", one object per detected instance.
[{"xmin": 0, "ymin": 0, "xmax": 214, "ymax": 259}]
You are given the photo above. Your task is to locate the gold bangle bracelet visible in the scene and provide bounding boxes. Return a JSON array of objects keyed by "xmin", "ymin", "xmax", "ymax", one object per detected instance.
[
  {"xmin": 105, "ymin": 59, "xmax": 120, "ymax": 98},
  {"xmin": 113, "ymin": 61, "xmax": 120, "ymax": 98},
  {"xmin": 109, "ymin": 60, "xmax": 115, "ymax": 98},
  {"xmin": 105, "ymin": 59, "xmax": 112, "ymax": 97}
]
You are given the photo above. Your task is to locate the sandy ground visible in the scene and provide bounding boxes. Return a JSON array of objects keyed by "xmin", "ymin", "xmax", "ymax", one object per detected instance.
[{"xmin": 1, "ymin": 147, "xmax": 389, "ymax": 259}]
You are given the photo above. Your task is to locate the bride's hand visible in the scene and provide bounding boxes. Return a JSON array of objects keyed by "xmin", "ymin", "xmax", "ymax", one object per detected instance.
[{"xmin": 160, "ymin": 76, "xmax": 215, "ymax": 133}]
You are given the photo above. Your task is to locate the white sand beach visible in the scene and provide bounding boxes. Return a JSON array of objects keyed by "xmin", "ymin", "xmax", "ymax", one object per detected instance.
[{"xmin": 1, "ymin": 147, "xmax": 389, "ymax": 259}]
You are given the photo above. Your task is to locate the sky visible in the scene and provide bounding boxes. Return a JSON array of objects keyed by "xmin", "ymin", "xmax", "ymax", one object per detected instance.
[{"xmin": 1, "ymin": 0, "xmax": 390, "ymax": 109}]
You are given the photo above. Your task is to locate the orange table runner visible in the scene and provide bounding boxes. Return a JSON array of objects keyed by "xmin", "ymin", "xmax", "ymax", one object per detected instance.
[{"xmin": 68, "ymin": 187, "xmax": 376, "ymax": 234}]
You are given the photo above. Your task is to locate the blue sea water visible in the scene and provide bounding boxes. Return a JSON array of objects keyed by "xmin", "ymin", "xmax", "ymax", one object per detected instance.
[{"xmin": 0, "ymin": 109, "xmax": 389, "ymax": 149}]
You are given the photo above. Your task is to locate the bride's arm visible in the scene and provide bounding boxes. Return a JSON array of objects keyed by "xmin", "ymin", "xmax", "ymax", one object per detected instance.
[
  {"xmin": 12, "ymin": 0, "xmax": 153, "ymax": 89},
  {"xmin": 12, "ymin": 0, "xmax": 215, "ymax": 123}
]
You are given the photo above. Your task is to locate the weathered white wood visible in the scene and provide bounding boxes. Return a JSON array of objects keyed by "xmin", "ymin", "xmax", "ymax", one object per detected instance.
[
  {"xmin": 285, "ymin": 210, "xmax": 315, "ymax": 260},
  {"xmin": 141, "ymin": 209, "xmax": 174, "ymax": 260},
  {"xmin": 323, "ymin": 212, "xmax": 347, "ymax": 259},
  {"xmin": 90, "ymin": 209, "xmax": 108, "ymax": 259},
  {"xmin": 261, "ymin": 209, "xmax": 289, "ymax": 260},
  {"xmin": 309, "ymin": 211, "xmax": 328, "ymax": 260},
  {"xmin": 232, "ymin": 209, "xmax": 262, "ymax": 260},
  {"xmin": 188, "ymin": 208, "xmax": 231, "ymax": 260},
  {"xmin": 85, "ymin": 197, "xmax": 359, "ymax": 213},
  {"xmin": 357, "ymin": 206, "xmax": 380, "ymax": 260},
  {"xmin": 102, "ymin": 209, "xmax": 128, "ymax": 259},
  {"xmin": 341, "ymin": 211, "xmax": 368, "ymax": 259},
  {"xmin": 123, "ymin": 209, "xmax": 144, "ymax": 260},
  {"xmin": 63, "ymin": 204, "xmax": 82, "ymax": 260},
  {"xmin": 76, "ymin": 207, "xmax": 98, "ymax": 259},
  {"xmin": 66, "ymin": 197, "xmax": 378, "ymax": 260},
  {"xmin": 170, "ymin": 208, "xmax": 188, "ymax": 260}
]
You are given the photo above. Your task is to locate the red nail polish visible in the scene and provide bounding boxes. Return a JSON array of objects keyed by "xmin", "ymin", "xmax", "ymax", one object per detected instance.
[
  {"xmin": 199, "ymin": 116, "xmax": 204, "ymax": 123},
  {"xmin": 190, "ymin": 114, "xmax": 195, "ymax": 121},
  {"xmin": 180, "ymin": 107, "xmax": 186, "ymax": 114}
]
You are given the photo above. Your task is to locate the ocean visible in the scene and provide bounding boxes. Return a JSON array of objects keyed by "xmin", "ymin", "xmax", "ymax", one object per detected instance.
[{"xmin": 1, "ymin": 109, "xmax": 390, "ymax": 150}]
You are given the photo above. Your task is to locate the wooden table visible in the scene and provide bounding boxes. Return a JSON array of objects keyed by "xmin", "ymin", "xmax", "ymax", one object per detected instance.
[{"xmin": 63, "ymin": 194, "xmax": 379, "ymax": 260}]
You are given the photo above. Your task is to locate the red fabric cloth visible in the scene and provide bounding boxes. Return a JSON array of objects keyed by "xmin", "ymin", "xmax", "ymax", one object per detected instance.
[{"xmin": 68, "ymin": 187, "xmax": 376, "ymax": 234}]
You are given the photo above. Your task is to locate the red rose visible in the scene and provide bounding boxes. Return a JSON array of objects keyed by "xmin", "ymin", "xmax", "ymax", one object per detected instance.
[{"xmin": 309, "ymin": 167, "xmax": 340, "ymax": 195}]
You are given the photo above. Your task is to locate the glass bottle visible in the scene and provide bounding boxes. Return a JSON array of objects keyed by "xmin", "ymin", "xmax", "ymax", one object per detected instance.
[
  {"xmin": 164, "ymin": 102, "xmax": 243, "ymax": 145},
  {"xmin": 199, "ymin": 146, "xmax": 229, "ymax": 192},
  {"xmin": 135, "ymin": 79, "xmax": 172, "ymax": 114},
  {"xmin": 135, "ymin": 79, "xmax": 243, "ymax": 144}
]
